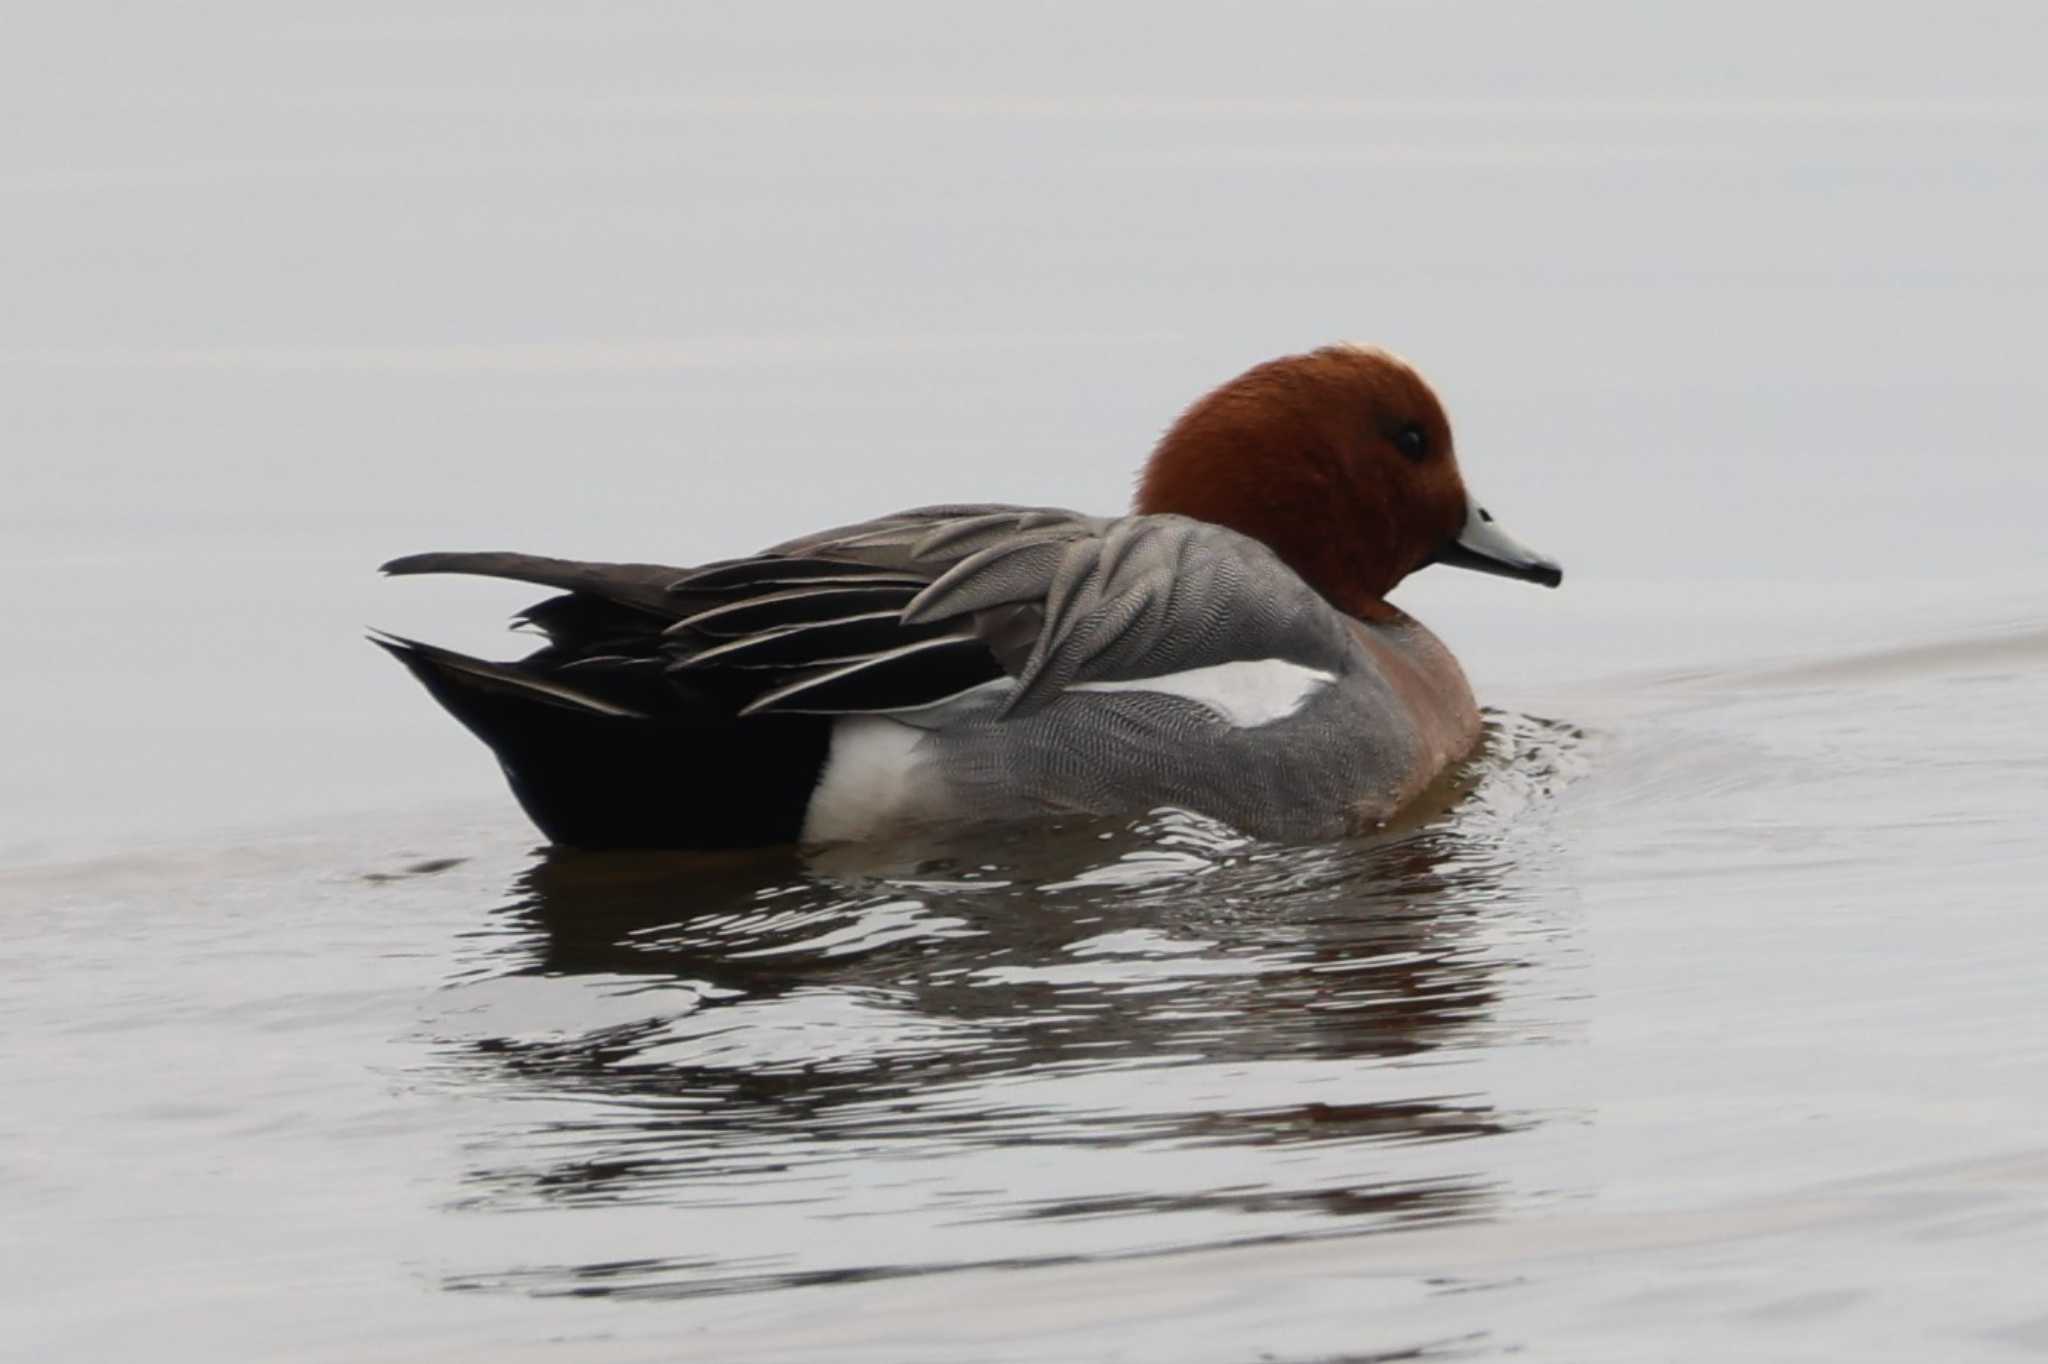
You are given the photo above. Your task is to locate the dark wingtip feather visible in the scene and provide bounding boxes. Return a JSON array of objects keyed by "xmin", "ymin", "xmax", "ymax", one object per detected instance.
[
  {"xmin": 664, "ymin": 583, "xmax": 921, "ymax": 639},
  {"xmin": 367, "ymin": 629, "xmax": 648, "ymax": 718},
  {"xmin": 375, "ymin": 550, "xmax": 693, "ymax": 618},
  {"xmin": 668, "ymin": 558, "xmax": 924, "ymax": 593},
  {"xmin": 380, "ymin": 553, "xmax": 461, "ymax": 576},
  {"xmin": 738, "ymin": 635, "xmax": 999, "ymax": 716},
  {"xmin": 366, "ymin": 627, "xmax": 420, "ymax": 653},
  {"xmin": 381, "ymin": 551, "xmax": 549, "ymax": 577}
]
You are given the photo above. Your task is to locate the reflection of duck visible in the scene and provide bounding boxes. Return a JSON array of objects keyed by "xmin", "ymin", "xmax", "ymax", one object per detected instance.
[
  {"xmin": 446, "ymin": 801, "xmax": 1541, "ymax": 1243},
  {"xmin": 379, "ymin": 345, "xmax": 1561, "ymax": 849}
]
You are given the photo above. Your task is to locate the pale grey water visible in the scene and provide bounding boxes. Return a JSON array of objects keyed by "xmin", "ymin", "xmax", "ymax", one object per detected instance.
[{"xmin": 4, "ymin": 4, "xmax": 2046, "ymax": 1361}]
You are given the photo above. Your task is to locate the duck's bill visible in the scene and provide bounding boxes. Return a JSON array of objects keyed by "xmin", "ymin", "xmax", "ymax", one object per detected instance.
[{"xmin": 1438, "ymin": 500, "xmax": 1564, "ymax": 588}]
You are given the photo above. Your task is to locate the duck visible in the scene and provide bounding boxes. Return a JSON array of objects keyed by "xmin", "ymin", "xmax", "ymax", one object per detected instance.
[{"xmin": 375, "ymin": 343, "xmax": 1561, "ymax": 849}]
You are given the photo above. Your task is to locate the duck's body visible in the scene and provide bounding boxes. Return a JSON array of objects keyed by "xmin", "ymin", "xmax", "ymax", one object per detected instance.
[{"xmin": 379, "ymin": 345, "xmax": 1560, "ymax": 848}]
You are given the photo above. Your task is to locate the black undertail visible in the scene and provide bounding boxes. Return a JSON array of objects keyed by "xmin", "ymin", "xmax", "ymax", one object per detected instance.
[
  {"xmin": 373, "ymin": 536, "xmax": 1026, "ymax": 849},
  {"xmin": 372, "ymin": 634, "xmax": 832, "ymax": 849}
]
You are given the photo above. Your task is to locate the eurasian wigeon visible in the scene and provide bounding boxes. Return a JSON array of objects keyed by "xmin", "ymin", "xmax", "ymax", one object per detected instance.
[{"xmin": 377, "ymin": 344, "xmax": 1561, "ymax": 847}]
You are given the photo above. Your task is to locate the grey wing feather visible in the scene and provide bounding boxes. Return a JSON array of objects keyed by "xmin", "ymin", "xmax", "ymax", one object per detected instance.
[
  {"xmin": 902, "ymin": 514, "xmax": 1352, "ymax": 717},
  {"xmin": 383, "ymin": 508, "xmax": 1338, "ymax": 724},
  {"xmin": 899, "ymin": 537, "xmax": 1084, "ymax": 624},
  {"xmin": 665, "ymin": 505, "xmax": 1109, "ymax": 715},
  {"xmin": 764, "ymin": 504, "xmax": 1106, "ymax": 566}
]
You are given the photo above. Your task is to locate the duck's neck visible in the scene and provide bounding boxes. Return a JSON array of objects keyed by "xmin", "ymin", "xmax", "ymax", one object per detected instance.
[{"xmin": 1346, "ymin": 594, "xmax": 1408, "ymax": 626}]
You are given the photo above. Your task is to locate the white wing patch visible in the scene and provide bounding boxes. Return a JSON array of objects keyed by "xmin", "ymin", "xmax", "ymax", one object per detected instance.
[
  {"xmin": 803, "ymin": 716, "xmax": 939, "ymax": 843},
  {"xmin": 1066, "ymin": 659, "xmax": 1336, "ymax": 729}
]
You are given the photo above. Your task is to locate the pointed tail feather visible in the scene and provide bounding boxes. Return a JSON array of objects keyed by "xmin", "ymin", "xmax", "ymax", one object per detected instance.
[
  {"xmin": 369, "ymin": 632, "xmax": 646, "ymax": 717},
  {"xmin": 371, "ymin": 633, "xmax": 830, "ymax": 849},
  {"xmin": 380, "ymin": 552, "xmax": 685, "ymax": 616}
]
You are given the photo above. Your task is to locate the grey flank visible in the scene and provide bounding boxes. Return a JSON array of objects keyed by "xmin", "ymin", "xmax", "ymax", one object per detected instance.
[{"xmin": 770, "ymin": 507, "xmax": 1436, "ymax": 841}]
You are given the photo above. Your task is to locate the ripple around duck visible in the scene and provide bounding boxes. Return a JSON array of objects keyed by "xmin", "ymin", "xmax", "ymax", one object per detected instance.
[{"xmin": 423, "ymin": 711, "xmax": 1588, "ymax": 1298}]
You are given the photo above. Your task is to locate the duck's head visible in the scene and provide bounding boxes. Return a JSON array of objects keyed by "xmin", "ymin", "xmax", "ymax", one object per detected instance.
[{"xmin": 1135, "ymin": 344, "xmax": 1561, "ymax": 620}]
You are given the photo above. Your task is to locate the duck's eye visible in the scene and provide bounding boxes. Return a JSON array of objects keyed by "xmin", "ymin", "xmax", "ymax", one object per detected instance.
[{"xmin": 1390, "ymin": 423, "xmax": 1429, "ymax": 460}]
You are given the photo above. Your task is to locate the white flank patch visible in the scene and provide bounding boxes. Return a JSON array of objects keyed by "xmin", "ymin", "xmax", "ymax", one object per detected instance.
[
  {"xmin": 1067, "ymin": 659, "xmax": 1336, "ymax": 728},
  {"xmin": 802, "ymin": 716, "xmax": 935, "ymax": 843}
]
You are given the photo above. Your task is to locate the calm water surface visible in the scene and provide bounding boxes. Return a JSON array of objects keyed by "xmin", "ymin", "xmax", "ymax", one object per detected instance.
[
  {"xmin": 8, "ymin": 617, "xmax": 2045, "ymax": 1361},
  {"xmin": 5, "ymin": 3, "xmax": 2047, "ymax": 1360}
]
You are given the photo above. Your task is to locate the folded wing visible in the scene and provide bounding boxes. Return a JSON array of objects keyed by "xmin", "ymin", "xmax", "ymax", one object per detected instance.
[
  {"xmin": 380, "ymin": 504, "xmax": 1346, "ymax": 724},
  {"xmin": 727, "ymin": 512, "xmax": 1350, "ymax": 720}
]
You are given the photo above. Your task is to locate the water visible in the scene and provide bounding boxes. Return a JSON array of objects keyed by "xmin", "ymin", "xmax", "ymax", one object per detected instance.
[
  {"xmin": 5, "ymin": 4, "xmax": 2046, "ymax": 1360},
  {"xmin": 10, "ymin": 619, "xmax": 2044, "ymax": 1362}
]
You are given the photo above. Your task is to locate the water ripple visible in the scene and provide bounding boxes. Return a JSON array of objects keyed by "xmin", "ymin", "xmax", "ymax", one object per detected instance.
[{"xmin": 423, "ymin": 712, "xmax": 1587, "ymax": 1297}]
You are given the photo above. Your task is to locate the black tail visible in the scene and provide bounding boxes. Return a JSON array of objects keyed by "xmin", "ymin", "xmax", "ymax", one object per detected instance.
[{"xmin": 372, "ymin": 634, "xmax": 830, "ymax": 849}]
